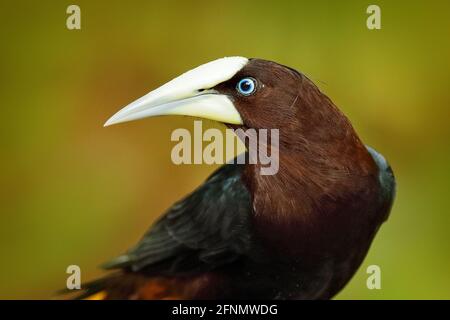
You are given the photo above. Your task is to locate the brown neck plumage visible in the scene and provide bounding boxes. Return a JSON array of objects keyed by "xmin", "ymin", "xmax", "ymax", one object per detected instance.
[{"xmin": 240, "ymin": 77, "xmax": 379, "ymax": 257}]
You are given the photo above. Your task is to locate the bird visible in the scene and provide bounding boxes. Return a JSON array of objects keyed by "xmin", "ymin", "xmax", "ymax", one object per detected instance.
[{"xmin": 79, "ymin": 57, "xmax": 395, "ymax": 300}]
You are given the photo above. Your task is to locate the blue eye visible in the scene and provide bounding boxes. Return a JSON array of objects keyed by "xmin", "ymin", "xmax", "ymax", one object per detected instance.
[{"xmin": 236, "ymin": 77, "xmax": 256, "ymax": 96}]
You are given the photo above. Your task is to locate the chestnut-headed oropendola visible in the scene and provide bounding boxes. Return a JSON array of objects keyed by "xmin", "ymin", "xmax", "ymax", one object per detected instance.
[{"xmin": 78, "ymin": 57, "xmax": 395, "ymax": 300}]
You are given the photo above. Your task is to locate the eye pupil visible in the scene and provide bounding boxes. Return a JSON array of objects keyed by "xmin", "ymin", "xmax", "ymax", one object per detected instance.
[
  {"xmin": 241, "ymin": 81, "xmax": 251, "ymax": 91},
  {"xmin": 237, "ymin": 78, "xmax": 256, "ymax": 96}
]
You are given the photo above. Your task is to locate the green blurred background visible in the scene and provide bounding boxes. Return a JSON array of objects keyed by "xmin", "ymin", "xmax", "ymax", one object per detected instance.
[{"xmin": 0, "ymin": 0, "xmax": 449, "ymax": 299}]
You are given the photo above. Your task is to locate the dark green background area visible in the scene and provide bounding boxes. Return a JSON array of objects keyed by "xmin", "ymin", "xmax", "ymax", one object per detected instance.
[{"xmin": 0, "ymin": 0, "xmax": 449, "ymax": 299}]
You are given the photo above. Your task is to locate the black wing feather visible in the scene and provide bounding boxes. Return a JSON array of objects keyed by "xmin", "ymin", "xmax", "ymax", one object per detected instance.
[{"xmin": 103, "ymin": 163, "xmax": 253, "ymax": 276}]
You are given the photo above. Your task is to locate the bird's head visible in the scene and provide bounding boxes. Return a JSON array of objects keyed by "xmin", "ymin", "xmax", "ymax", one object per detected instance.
[
  {"xmin": 104, "ymin": 57, "xmax": 377, "ymax": 222},
  {"xmin": 105, "ymin": 57, "xmax": 359, "ymax": 152}
]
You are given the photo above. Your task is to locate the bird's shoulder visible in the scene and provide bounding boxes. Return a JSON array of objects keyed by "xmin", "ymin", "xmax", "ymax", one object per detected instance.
[
  {"xmin": 102, "ymin": 162, "xmax": 253, "ymax": 275},
  {"xmin": 366, "ymin": 145, "xmax": 396, "ymax": 216}
]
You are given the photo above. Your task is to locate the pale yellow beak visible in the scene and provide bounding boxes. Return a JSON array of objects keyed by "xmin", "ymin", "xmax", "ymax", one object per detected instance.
[{"xmin": 104, "ymin": 57, "xmax": 248, "ymax": 127}]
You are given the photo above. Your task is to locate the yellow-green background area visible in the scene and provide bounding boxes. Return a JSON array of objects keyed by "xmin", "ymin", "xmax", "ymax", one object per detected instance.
[{"xmin": 0, "ymin": 0, "xmax": 449, "ymax": 299}]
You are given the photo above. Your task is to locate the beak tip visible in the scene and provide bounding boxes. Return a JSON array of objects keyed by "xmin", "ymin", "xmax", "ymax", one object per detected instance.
[
  {"xmin": 104, "ymin": 108, "xmax": 132, "ymax": 127},
  {"xmin": 103, "ymin": 118, "xmax": 116, "ymax": 127}
]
